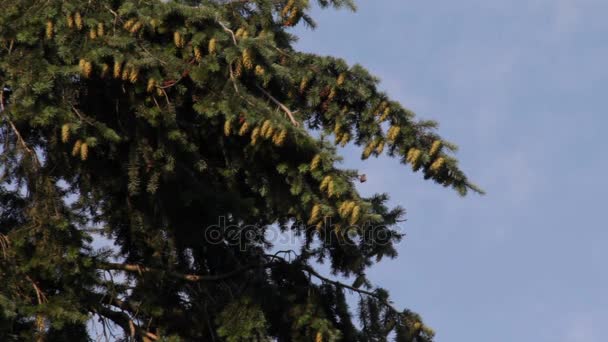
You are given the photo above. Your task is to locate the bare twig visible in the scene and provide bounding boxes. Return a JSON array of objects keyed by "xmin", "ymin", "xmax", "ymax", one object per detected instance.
[
  {"xmin": 0, "ymin": 86, "xmax": 5, "ymax": 112},
  {"xmin": 256, "ymin": 85, "xmax": 299, "ymax": 126},
  {"xmin": 26, "ymin": 275, "xmax": 47, "ymax": 304},
  {"xmin": 8, "ymin": 120, "xmax": 31, "ymax": 152},
  {"xmin": 228, "ymin": 62, "xmax": 240, "ymax": 94},
  {"xmin": 216, "ymin": 17, "xmax": 238, "ymax": 45},
  {"xmin": 213, "ymin": 17, "xmax": 244, "ymax": 95},
  {"xmin": 6, "ymin": 119, "xmax": 41, "ymax": 166},
  {"xmin": 71, "ymin": 104, "xmax": 95, "ymax": 125},
  {"xmin": 0, "ymin": 233, "xmax": 9, "ymax": 259},
  {"xmin": 26, "ymin": 275, "xmax": 48, "ymax": 342}
]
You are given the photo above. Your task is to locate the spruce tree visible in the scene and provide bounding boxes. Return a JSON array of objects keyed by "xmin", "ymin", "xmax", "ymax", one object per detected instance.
[{"xmin": 0, "ymin": 0, "xmax": 482, "ymax": 341}]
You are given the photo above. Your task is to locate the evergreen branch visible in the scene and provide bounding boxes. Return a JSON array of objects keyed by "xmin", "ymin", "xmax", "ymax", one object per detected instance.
[
  {"xmin": 92, "ymin": 306, "xmax": 159, "ymax": 341},
  {"xmin": 300, "ymin": 264, "xmax": 400, "ymax": 313},
  {"xmin": 256, "ymin": 85, "xmax": 300, "ymax": 126},
  {"xmin": 100, "ymin": 260, "xmax": 399, "ymax": 314},
  {"xmin": 98, "ymin": 262, "xmax": 277, "ymax": 282}
]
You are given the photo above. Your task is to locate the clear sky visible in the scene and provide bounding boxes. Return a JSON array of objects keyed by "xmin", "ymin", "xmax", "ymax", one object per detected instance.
[{"xmin": 292, "ymin": 1, "xmax": 608, "ymax": 341}]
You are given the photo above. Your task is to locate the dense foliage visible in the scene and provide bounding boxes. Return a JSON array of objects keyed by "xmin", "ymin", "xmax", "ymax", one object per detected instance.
[{"xmin": 0, "ymin": 0, "xmax": 481, "ymax": 341}]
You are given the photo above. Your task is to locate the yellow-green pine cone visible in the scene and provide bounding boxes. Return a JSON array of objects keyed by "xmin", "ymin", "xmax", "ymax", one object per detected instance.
[
  {"xmin": 376, "ymin": 140, "xmax": 385, "ymax": 154},
  {"xmin": 362, "ymin": 143, "xmax": 374, "ymax": 159},
  {"xmin": 333, "ymin": 122, "xmax": 342, "ymax": 135},
  {"xmin": 255, "ymin": 65, "xmax": 265, "ymax": 76},
  {"xmin": 89, "ymin": 28, "xmax": 97, "ymax": 40},
  {"xmin": 194, "ymin": 47, "xmax": 203, "ymax": 62},
  {"xmin": 350, "ymin": 205, "xmax": 361, "ymax": 225},
  {"xmin": 173, "ymin": 31, "xmax": 183, "ymax": 47},
  {"xmin": 80, "ymin": 142, "xmax": 89, "ymax": 161},
  {"xmin": 429, "ymin": 157, "xmax": 445, "ymax": 172},
  {"xmin": 61, "ymin": 124, "xmax": 70, "ymax": 143},
  {"xmin": 224, "ymin": 119, "xmax": 232, "ymax": 136},
  {"xmin": 263, "ymin": 125, "xmax": 275, "ymax": 139},
  {"xmin": 429, "ymin": 140, "xmax": 442, "ymax": 157},
  {"xmin": 46, "ymin": 21, "xmax": 54, "ymax": 39},
  {"xmin": 123, "ymin": 19, "xmax": 135, "ymax": 31},
  {"xmin": 328, "ymin": 88, "xmax": 337, "ymax": 101},
  {"xmin": 387, "ymin": 126, "xmax": 395, "ymax": 141},
  {"xmin": 406, "ymin": 147, "xmax": 416, "ymax": 163},
  {"xmin": 286, "ymin": 8, "xmax": 299, "ymax": 26},
  {"xmin": 316, "ymin": 220, "xmax": 324, "ymax": 231},
  {"xmin": 379, "ymin": 109, "xmax": 390, "ymax": 122},
  {"xmin": 299, "ymin": 77, "xmax": 308, "ymax": 93},
  {"xmin": 387, "ymin": 125, "xmax": 401, "ymax": 142},
  {"xmin": 78, "ymin": 59, "xmax": 86, "ymax": 73},
  {"xmin": 74, "ymin": 12, "xmax": 83, "ymax": 30},
  {"xmin": 308, "ymin": 204, "xmax": 321, "ymax": 225},
  {"xmin": 234, "ymin": 58, "xmax": 243, "ymax": 78},
  {"xmin": 374, "ymin": 101, "xmax": 386, "ymax": 116},
  {"xmin": 129, "ymin": 68, "xmax": 139, "ymax": 83},
  {"xmin": 272, "ymin": 131, "xmax": 279, "ymax": 145},
  {"xmin": 242, "ymin": 49, "xmax": 254, "ymax": 70},
  {"xmin": 320, "ymin": 175, "xmax": 332, "ymax": 191},
  {"xmin": 422, "ymin": 326, "xmax": 435, "ymax": 336},
  {"xmin": 122, "ymin": 66, "xmax": 130, "ymax": 81},
  {"xmin": 238, "ymin": 122, "xmax": 250, "ymax": 136},
  {"xmin": 113, "ymin": 61, "xmax": 123, "ymax": 79},
  {"xmin": 310, "ymin": 154, "xmax": 321, "ymax": 171},
  {"xmin": 369, "ymin": 139, "xmax": 379, "ymax": 151},
  {"xmin": 336, "ymin": 73, "xmax": 346, "ymax": 86},
  {"xmin": 97, "ymin": 23, "xmax": 104, "ymax": 37},
  {"xmin": 72, "ymin": 140, "xmax": 82, "ymax": 156},
  {"xmin": 131, "ymin": 21, "xmax": 143, "ymax": 34},
  {"xmin": 379, "ymin": 106, "xmax": 391, "ymax": 121},
  {"xmin": 260, "ymin": 120, "xmax": 271, "ymax": 137},
  {"xmin": 316, "ymin": 332, "xmax": 323, "ymax": 342},
  {"xmin": 339, "ymin": 133, "xmax": 350, "ymax": 147},
  {"xmin": 149, "ymin": 19, "xmax": 160, "ymax": 29},
  {"xmin": 338, "ymin": 201, "xmax": 348, "ymax": 217},
  {"xmin": 273, "ymin": 129, "xmax": 287, "ymax": 146},
  {"xmin": 343, "ymin": 201, "xmax": 356, "ymax": 218},
  {"xmin": 147, "ymin": 78, "xmax": 156, "ymax": 93},
  {"xmin": 234, "ymin": 59, "xmax": 243, "ymax": 77},
  {"xmin": 408, "ymin": 148, "xmax": 422, "ymax": 169},
  {"xmin": 281, "ymin": 0, "xmax": 294, "ymax": 18},
  {"xmin": 83, "ymin": 61, "xmax": 92, "ymax": 78},
  {"xmin": 334, "ymin": 132, "xmax": 343, "ymax": 145},
  {"xmin": 327, "ymin": 180, "xmax": 335, "ymax": 197},
  {"xmin": 208, "ymin": 38, "xmax": 217, "ymax": 54},
  {"xmin": 250, "ymin": 127, "xmax": 260, "ymax": 145},
  {"xmin": 66, "ymin": 14, "xmax": 74, "ymax": 29}
]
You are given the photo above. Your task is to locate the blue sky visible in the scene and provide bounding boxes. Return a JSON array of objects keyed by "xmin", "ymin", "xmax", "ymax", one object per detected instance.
[{"xmin": 292, "ymin": 1, "xmax": 608, "ymax": 341}]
